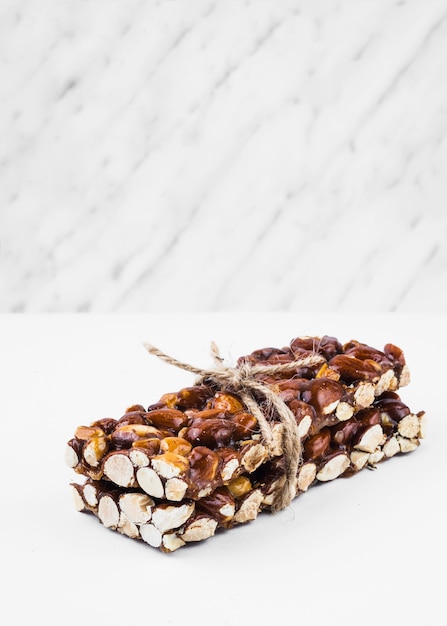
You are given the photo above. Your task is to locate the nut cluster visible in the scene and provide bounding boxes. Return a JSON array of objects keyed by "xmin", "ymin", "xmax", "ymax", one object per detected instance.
[{"xmin": 67, "ymin": 335, "xmax": 423, "ymax": 552}]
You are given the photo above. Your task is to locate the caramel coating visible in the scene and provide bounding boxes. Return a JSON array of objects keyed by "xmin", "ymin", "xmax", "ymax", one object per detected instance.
[
  {"xmin": 188, "ymin": 446, "xmax": 219, "ymax": 491},
  {"xmin": 210, "ymin": 392, "xmax": 244, "ymax": 414},
  {"xmin": 145, "ymin": 408, "xmax": 189, "ymax": 430},
  {"xmin": 75, "ymin": 425, "xmax": 104, "ymax": 441},
  {"xmin": 160, "ymin": 437, "xmax": 193, "ymax": 456},
  {"xmin": 303, "ymin": 429, "xmax": 331, "ymax": 460},
  {"xmin": 328, "ymin": 355, "xmax": 383, "ymax": 383},
  {"xmin": 183, "ymin": 418, "xmax": 236, "ymax": 448},
  {"xmin": 301, "ymin": 379, "xmax": 344, "ymax": 414},
  {"xmin": 374, "ymin": 395, "xmax": 410, "ymax": 421},
  {"xmin": 228, "ymin": 476, "xmax": 252, "ymax": 498}
]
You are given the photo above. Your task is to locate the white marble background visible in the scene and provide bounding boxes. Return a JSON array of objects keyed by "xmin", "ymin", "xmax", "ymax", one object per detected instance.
[{"xmin": 1, "ymin": 0, "xmax": 446, "ymax": 313}]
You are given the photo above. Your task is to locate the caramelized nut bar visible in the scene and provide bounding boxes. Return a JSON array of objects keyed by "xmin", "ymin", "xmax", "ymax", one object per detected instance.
[
  {"xmin": 256, "ymin": 390, "xmax": 425, "ymax": 496},
  {"xmin": 72, "ymin": 475, "xmax": 281, "ymax": 553},
  {"xmin": 66, "ymin": 337, "xmax": 414, "ymax": 503},
  {"xmin": 70, "ymin": 392, "xmax": 425, "ymax": 552},
  {"xmin": 240, "ymin": 336, "xmax": 411, "ymax": 426},
  {"xmin": 241, "ymin": 335, "xmax": 409, "ymax": 388},
  {"xmin": 66, "ymin": 404, "xmax": 270, "ymax": 501},
  {"xmin": 71, "ymin": 479, "xmax": 197, "ymax": 552}
]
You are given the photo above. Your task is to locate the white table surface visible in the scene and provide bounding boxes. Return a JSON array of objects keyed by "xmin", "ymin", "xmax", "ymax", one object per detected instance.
[{"xmin": 0, "ymin": 313, "xmax": 444, "ymax": 625}]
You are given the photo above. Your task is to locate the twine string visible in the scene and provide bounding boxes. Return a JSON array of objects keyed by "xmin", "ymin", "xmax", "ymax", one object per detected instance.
[{"xmin": 143, "ymin": 342, "xmax": 324, "ymax": 512}]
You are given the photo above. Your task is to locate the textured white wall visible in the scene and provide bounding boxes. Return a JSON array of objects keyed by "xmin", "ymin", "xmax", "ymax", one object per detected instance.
[{"xmin": 1, "ymin": 0, "xmax": 446, "ymax": 312}]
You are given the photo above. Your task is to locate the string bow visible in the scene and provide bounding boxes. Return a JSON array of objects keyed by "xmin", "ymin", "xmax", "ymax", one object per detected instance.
[{"xmin": 144, "ymin": 342, "xmax": 324, "ymax": 512}]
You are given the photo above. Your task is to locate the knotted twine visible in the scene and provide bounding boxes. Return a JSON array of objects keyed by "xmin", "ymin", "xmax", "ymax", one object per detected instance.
[{"xmin": 144, "ymin": 342, "xmax": 325, "ymax": 513}]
